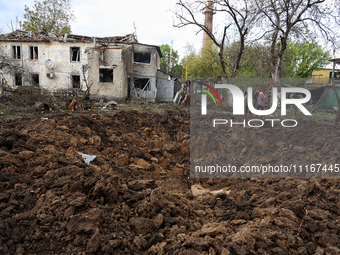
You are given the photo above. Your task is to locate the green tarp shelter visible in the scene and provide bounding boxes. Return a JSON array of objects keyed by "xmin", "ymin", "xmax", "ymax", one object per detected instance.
[{"xmin": 309, "ymin": 86, "xmax": 340, "ymax": 109}]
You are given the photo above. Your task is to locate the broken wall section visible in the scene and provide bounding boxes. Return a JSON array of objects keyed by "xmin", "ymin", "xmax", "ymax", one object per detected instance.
[
  {"xmin": 131, "ymin": 44, "xmax": 161, "ymax": 103},
  {"xmin": 87, "ymin": 45, "xmax": 132, "ymax": 101}
]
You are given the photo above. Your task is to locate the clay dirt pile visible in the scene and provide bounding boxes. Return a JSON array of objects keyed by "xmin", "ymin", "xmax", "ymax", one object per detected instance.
[{"xmin": 1, "ymin": 110, "xmax": 340, "ymax": 254}]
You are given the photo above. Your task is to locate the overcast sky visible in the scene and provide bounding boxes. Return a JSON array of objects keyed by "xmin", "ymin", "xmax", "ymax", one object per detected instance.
[{"xmin": 0, "ymin": 0, "xmax": 213, "ymax": 60}]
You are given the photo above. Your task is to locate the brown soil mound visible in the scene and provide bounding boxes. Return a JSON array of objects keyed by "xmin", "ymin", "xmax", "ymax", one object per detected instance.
[{"xmin": 0, "ymin": 110, "xmax": 340, "ymax": 255}]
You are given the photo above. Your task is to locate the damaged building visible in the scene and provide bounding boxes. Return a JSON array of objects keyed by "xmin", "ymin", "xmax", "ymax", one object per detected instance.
[{"xmin": 0, "ymin": 30, "xmax": 175, "ymax": 102}]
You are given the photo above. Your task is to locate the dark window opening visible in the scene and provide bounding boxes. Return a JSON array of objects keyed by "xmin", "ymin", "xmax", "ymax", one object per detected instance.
[
  {"xmin": 12, "ymin": 45, "xmax": 21, "ymax": 60},
  {"xmin": 71, "ymin": 47, "xmax": 80, "ymax": 62},
  {"xmin": 31, "ymin": 74, "xmax": 39, "ymax": 86},
  {"xmin": 134, "ymin": 78, "xmax": 150, "ymax": 91},
  {"xmin": 15, "ymin": 73, "xmax": 22, "ymax": 86},
  {"xmin": 134, "ymin": 52, "xmax": 151, "ymax": 64},
  {"xmin": 329, "ymin": 71, "xmax": 340, "ymax": 84},
  {"xmin": 99, "ymin": 69, "xmax": 113, "ymax": 82},
  {"xmin": 72, "ymin": 75, "xmax": 81, "ymax": 88},
  {"xmin": 29, "ymin": 46, "xmax": 38, "ymax": 60}
]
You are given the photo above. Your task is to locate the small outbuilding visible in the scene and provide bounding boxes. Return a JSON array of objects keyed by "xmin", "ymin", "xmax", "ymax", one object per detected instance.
[{"xmin": 309, "ymin": 86, "xmax": 340, "ymax": 109}]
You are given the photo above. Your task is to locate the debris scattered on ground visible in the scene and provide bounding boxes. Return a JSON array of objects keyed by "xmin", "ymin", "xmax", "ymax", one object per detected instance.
[
  {"xmin": 0, "ymin": 109, "xmax": 340, "ymax": 254},
  {"xmin": 78, "ymin": 151, "xmax": 97, "ymax": 164},
  {"xmin": 104, "ymin": 100, "xmax": 118, "ymax": 108},
  {"xmin": 34, "ymin": 102, "xmax": 50, "ymax": 111},
  {"xmin": 191, "ymin": 184, "xmax": 230, "ymax": 196}
]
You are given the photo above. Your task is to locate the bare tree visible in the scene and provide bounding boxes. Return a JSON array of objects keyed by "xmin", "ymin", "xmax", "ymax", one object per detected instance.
[
  {"xmin": 254, "ymin": 0, "xmax": 340, "ymax": 90},
  {"xmin": 217, "ymin": 0, "xmax": 258, "ymax": 78},
  {"xmin": 173, "ymin": 0, "xmax": 258, "ymax": 78},
  {"xmin": 0, "ymin": 46, "xmax": 25, "ymax": 87},
  {"xmin": 0, "ymin": 36, "xmax": 37, "ymax": 90}
]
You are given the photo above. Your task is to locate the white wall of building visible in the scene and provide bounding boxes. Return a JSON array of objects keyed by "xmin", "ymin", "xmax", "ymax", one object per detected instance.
[{"xmin": 0, "ymin": 40, "xmax": 90, "ymax": 91}]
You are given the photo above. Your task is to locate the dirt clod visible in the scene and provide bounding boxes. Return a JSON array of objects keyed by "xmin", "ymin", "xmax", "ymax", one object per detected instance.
[{"xmin": 0, "ymin": 109, "xmax": 340, "ymax": 254}]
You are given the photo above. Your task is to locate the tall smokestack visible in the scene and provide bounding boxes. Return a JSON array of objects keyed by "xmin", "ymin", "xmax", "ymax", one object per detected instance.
[{"xmin": 203, "ymin": 0, "xmax": 214, "ymax": 49}]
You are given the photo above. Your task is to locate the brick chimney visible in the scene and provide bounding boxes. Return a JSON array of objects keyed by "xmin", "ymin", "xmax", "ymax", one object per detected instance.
[{"xmin": 203, "ymin": 1, "xmax": 214, "ymax": 49}]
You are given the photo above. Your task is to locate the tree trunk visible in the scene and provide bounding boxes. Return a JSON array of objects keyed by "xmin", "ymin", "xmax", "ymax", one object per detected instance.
[
  {"xmin": 219, "ymin": 47, "xmax": 228, "ymax": 78},
  {"xmin": 231, "ymin": 39, "xmax": 244, "ymax": 78},
  {"xmin": 331, "ymin": 61, "xmax": 340, "ymax": 125},
  {"xmin": 218, "ymin": 26, "xmax": 228, "ymax": 79},
  {"xmin": 270, "ymin": 30, "xmax": 280, "ymax": 89},
  {"xmin": 270, "ymin": 31, "xmax": 288, "ymax": 93}
]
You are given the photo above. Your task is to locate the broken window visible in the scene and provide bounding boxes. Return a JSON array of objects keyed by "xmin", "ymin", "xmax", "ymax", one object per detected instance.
[
  {"xmin": 29, "ymin": 46, "xmax": 38, "ymax": 60},
  {"xmin": 70, "ymin": 47, "xmax": 80, "ymax": 62},
  {"xmin": 134, "ymin": 78, "xmax": 150, "ymax": 91},
  {"xmin": 31, "ymin": 73, "xmax": 39, "ymax": 86},
  {"xmin": 99, "ymin": 69, "xmax": 113, "ymax": 82},
  {"xmin": 71, "ymin": 75, "xmax": 81, "ymax": 88},
  {"xmin": 134, "ymin": 52, "xmax": 151, "ymax": 64},
  {"xmin": 12, "ymin": 45, "xmax": 21, "ymax": 60},
  {"xmin": 14, "ymin": 73, "xmax": 22, "ymax": 86}
]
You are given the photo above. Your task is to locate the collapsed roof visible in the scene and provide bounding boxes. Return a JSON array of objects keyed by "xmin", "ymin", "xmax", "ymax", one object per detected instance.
[
  {"xmin": 0, "ymin": 30, "xmax": 137, "ymax": 44},
  {"xmin": 0, "ymin": 30, "xmax": 162, "ymax": 59}
]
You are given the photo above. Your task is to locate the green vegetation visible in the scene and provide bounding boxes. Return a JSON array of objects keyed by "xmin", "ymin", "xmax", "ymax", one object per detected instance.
[
  {"xmin": 0, "ymin": 106, "xmax": 6, "ymax": 115},
  {"xmin": 181, "ymin": 40, "xmax": 330, "ymax": 81},
  {"xmin": 23, "ymin": 0, "xmax": 75, "ymax": 34},
  {"xmin": 181, "ymin": 40, "xmax": 222, "ymax": 79},
  {"xmin": 159, "ymin": 44, "xmax": 182, "ymax": 78},
  {"xmin": 282, "ymin": 42, "xmax": 331, "ymax": 78}
]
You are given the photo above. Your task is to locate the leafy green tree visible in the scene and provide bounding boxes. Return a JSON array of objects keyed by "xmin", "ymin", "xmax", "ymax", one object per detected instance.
[
  {"xmin": 159, "ymin": 44, "xmax": 182, "ymax": 78},
  {"xmin": 181, "ymin": 49, "xmax": 203, "ymax": 79},
  {"xmin": 281, "ymin": 41, "xmax": 330, "ymax": 78},
  {"xmin": 236, "ymin": 41, "xmax": 330, "ymax": 79},
  {"xmin": 181, "ymin": 40, "xmax": 330, "ymax": 80},
  {"xmin": 23, "ymin": 0, "xmax": 75, "ymax": 34},
  {"xmin": 181, "ymin": 41, "xmax": 224, "ymax": 79}
]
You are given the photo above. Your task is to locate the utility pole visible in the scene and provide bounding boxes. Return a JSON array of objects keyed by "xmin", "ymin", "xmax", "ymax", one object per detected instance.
[
  {"xmin": 169, "ymin": 40, "xmax": 173, "ymax": 75},
  {"xmin": 133, "ymin": 22, "xmax": 138, "ymax": 42}
]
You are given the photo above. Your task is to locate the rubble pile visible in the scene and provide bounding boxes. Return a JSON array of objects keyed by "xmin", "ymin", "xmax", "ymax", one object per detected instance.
[{"xmin": 0, "ymin": 110, "xmax": 340, "ymax": 254}]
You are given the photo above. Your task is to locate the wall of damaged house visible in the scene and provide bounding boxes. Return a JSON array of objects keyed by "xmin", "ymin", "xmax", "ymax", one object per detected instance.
[
  {"xmin": 87, "ymin": 46, "xmax": 131, "ymax": 100},
  {"xmin": 43, "ymin": 41, "xmax": 89, "ymax": 91},
  {"xmin": 0, "ymin": 31, "xmax": 167, "ymax": 102},
  {"xmin": 131, "ymin": 44, "xmax": 160, "ymax": 103},
  {"xmin": 0, "ymin": 40, "xmax": 89, "ymax": 91}
]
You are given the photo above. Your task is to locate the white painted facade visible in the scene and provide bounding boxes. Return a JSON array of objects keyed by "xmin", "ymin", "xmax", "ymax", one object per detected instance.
[{"xmin": 0, "ymin": 30, "xmax": 175, "ymax": 102}]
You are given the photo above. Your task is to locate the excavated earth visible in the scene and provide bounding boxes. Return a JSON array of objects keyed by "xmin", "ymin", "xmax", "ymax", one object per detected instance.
[{"xmin": 0, "ymin": 109, "xmax": 340, "ymax": 255}]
